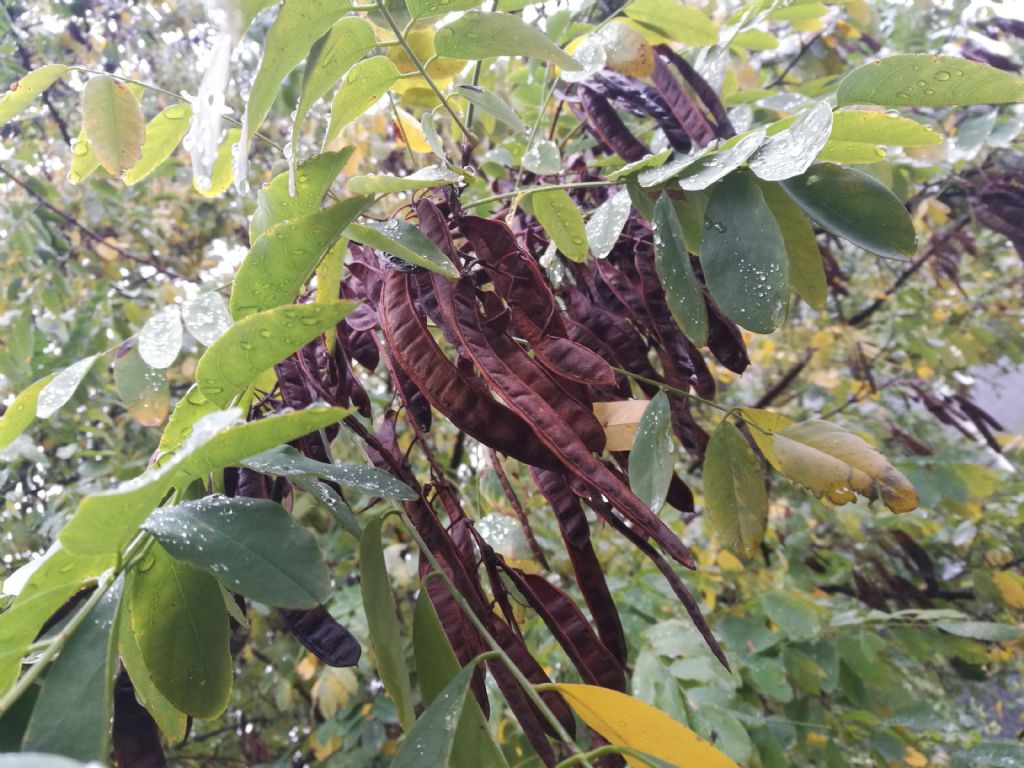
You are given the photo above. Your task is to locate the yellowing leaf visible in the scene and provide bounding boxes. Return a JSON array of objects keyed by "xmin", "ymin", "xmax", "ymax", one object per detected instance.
[
  {"xmin": 392, "ymin": 106, "xmax": 432, "ymax": 153},
  {"xmin": 738, "ymin": 408, "xmax": 793, "ymax": 472},
  {"xmin": 993, "ymin": 571, "xmax": 1024, "ymax": 609},
  {"xmin": 904, "ymin": 746, "xmax": 929, "ymax": 767},
  {"xmin": 552, "ymin": 683, "xmax": 738, "ymax": 768},
  {"xmin": 82, "ymin": 75, "xmax": 145, "ymax": 175},
  {"xmin": 593, "ymin": 400, "xmax": 649, "ymax": 451},
  {"xmin": 773, "ymin": 419, "xmax": 919, "ymax": 512}
]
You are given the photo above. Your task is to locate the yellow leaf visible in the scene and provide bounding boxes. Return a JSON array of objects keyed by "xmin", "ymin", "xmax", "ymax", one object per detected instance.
[
  {"xmin": 904, "ymin": 746, "xmax": 929, "ymax": 767},
  {"xmin": 993, "ymin": 571, "xmax": 1024, "ymax": 609},
  {"xmin": 806, "ymin": 732, "xmax": 828, "ymax": 747},
  {"xmin": 595, "ymin": 22, "xmax": 655, "ymax": 78},
  {"xmin": 552, "ymin": 683, "xmax": 739, "ymax": 768},
  {"xmin": 312, "ymin": 667, "xmax": 357, "ymax": 719},
  {"xmin": 392, "ymin": 106, "xmax": 432, "ymax": 153},
  {"xmin": 738, "ymin": 407, "xmax": 794, "ymax": 472},
  {"xmin": 773, "ymin": 419, "xmax": 919, "ymax": 513},
  {"xmin": 717, "ymin": 550, "xmax": 744, "ymax": 572},
  {"xmin": 310, "ymin": 732, "xmax": 343, "ymax": 761},
  {"xmin": 593, "ymin": 400, "xmax": 650, "ymax": 451}
]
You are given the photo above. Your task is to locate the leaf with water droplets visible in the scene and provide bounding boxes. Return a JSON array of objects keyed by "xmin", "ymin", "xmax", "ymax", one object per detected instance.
[
  {"xmin": 585, "ymin": 189, "xmax": 632, "ymax": 260},
  {"xmin": 781, "ymin": 163, "xmax": 917, "ymax": 260},
  {"xmin": 126, "ymin": 545, "xmax": 232, "ymax": 720},
  {"xmin": 456, "ymin": 85, "xmax": 526, "ymax": 133},
  {"xmin": 623, "ymin": 0, "xmax": 716, "ymax": 47},
  {"xmin": 36, "ymin": 355, "xmax": 99, "ymax": 419},
  {"xmin": 347, "ymin": 220, "xmax": 459, "ymax": 279},
  {"xmin": 231, "ymin": 197, "xmax": 368, "ymax": 319},
  {"xmin": 390, "ymin": 659, "xmax": 478, "ymax": 768},
  {"xmin": 114, "ymin": 344, "xmax": 170, "ymax": 427},
  {"xmin": 700, "ymin": 173, "xmax": 789, "ymax": 334},
  {"xmin": 195, "ymin": 302, "xmax": 357, "ymax": 407},
  {"xmin": 82, "ymin": 75, "xmax": 145, "ymax": 176},
  {"xmin": 0, "ymin": 374, "xmax": 54, "ymax": 451},
  {"xmin": 652, "ymin": 193, "xmax": 708, "ymax": 346},
  {"xmin": 243, "ymin": 445, "xmax": 417, "ymax": 499},
  {"xmin": 703, "ymin": 420, "xmax": 768, "ymax": 559},
  {"xmin": 68, "ymin": 128, "xmax": 101, "ymax": 185},
  {"xmin": 830, "ymin": 109, "xmax": 943, "ymax": 146},
  {"xmin": 532, "ymin": 189, "xmax": 589, "ymax": 263},
  {"xmin": 522, "ymin": 139, "xmax": 562, "ymax": 175},
  {"xmin": 628, "ymin": 392, "xmax": 674, "ymax": 515},
  {"xmin": 837, "ymin": 54, "xmax": 1024, "ymax": 108},
  {"xmin": 360, "ymin": 516, "xmax": 416, "ymax": 731},
  {"xmin": 608, "ymin": 149, "xmax": 672, "ymax": 182},
  {"xmin": 157, "ymin": 385, "xmax": 219, "ymax": 454},
  {"xmin": 181, "ymin": 292, "xmax": 232, "ymax": 347},
  {"xmin": 749, "ymin": 103, "xmax": 833, "ymax": 182},
  {"xmin": 22, "ymin": 578, "xmax": 122, "ymax": 762},
  {"xmin": 348, "ymin": 165, "xmax": 462, "ymax": 195},
  {"xmin": 0, "ymin": 64, "xmax": 68, "ymax": 126},
  {"xmin": 434, "ymin": 12, "xmax": 582, "ymax": 70},
  {"xmin": 143, "ymin": 495, "xmax": 331, "ymax": 608},
  {"xmin": 757, "ymin": 181, "xmax": 826, "ymax": 311},
  {"xmin": 123, "ymin": 103, "xmax": 192, "ymax": 185},
  {"xmin": 138, "ymin": 306, "xmax": 183, "ymax": 370},
  {"xmin": 677, "ymin": 131, "xmax": 765, "ymax": 191},
  {"xmin": 250, "ymin": 149, "xmax": 354, "ymax": 241},
  {"xmin": 325, "ymin": 56, "xmax": 402, "ymax": 145}
]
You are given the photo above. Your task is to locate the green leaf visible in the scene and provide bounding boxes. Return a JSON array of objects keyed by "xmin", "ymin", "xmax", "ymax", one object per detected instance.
[
  {"xmin": 138, "ymin": 306, "xmax": 183, "ymax": 370},
  {"xmin": 194, "ymin": 128, "xmax": 239, "ymax": 198},
  {"xmin": 347, "ymin": 164, "xmax": 462, "ymax": 195},
  {"xmin": 532, "ymin": 189, "xmax": 589, "ymax": 263},
  {"xmin": 607, "ymin": 149, "xmax": 672, "ymax": 181},
  {"xmin": 391, "ymin": 661, "xmax": 477, "ymax": 768},
  {"xmin": 242, "ymin": 445, "xmax": 417, "ymax": 499},
  {"xmin": 623, "ymin": 0, "xmax": 716, "ymax": 46},
  {"xmin": 127, "ymin": 545, "xmax": 232, "ymax": 720},
  {"xmin": 182, "ymin": 292, "xmax": 233, "ymax": 347},
  {"xmin": 652, "ymin": 193, "xmax": 708, "ymax": 346},
  {"xmin": 757, "ymin": 181, "xmax": 826, "ymax": 310},
  {"xmin": 413, "ymin": 593, "xmax": 509, "ymax": 768},
  {"xmin": 522, "ymin": 139, "xmax": 561, "ymax": 174},
  {"xmin": 250, "ymin": 149, "xmax": 354, "ymax": 241},
  {"xmin": 360, "ymin": 516, "xmax": 416, "ymax": 731},
  {"xmin": 745, "ymin": 656, "xmax": 793, "ymax": 703},
  {"xmin": 243, "ymin": 0, "xmax": 349, "ymax": 139},
  {"xmin": 0, "ymin": 374, "xmax": 54, "ymax": 451},
  {"xmin": 68, "ymin": 129, "xmax": 101, "ymax": 185},
  {"xmin": 781, "ymin": 163, "xmax": 916, "ymax": 260},
  {"xmin": 114, "ymin": 344, "xmax": 170, "ymax": 427},
  {"xmin": 585, "ymin": 189, "xmax": 632, "ymax": 261},
  {"xmin": 0, "ymin": 756, "xmax": 94, "ymax": 768},
  {"xmin": 195, "ymin": 301, "xmax": 357, "ymax": 406},
  {"xmin": 837, "ymin": 54, "xmax": 1024, "ymax": 108},
  {"xmin": 677, "ymin": 131, "xmax": 765, "ymax": 191},
  {"xmin": 0, "ymin": 547, "xmax": 113, "ymax": 695},
  {"xmin": 22, "ymin": 580, "xmax": 122, "ymax": 762},
  {"xmin": 292, "ymin": 18, "xmax": 377, "ymax": 161},
  {"xmin": 629, "ymin": 392, "xmax": 674, "ymax": 514},
  {"xmin": 0, "ymin": 64, "xmax": 68, "ymax": 126},
  {"xmin": 36, "ymin": 354, "xmax": 100, "ymax": 419},
  {"xmin": 830, "ymin": 109, "xmax": 943, "ymax": 146},
  {"xmin": 815, "ymin": 140, "xmax": 887, "ymax": 164},
  {"xmin": 455, "ymin": 85, "xmax": 525, "ymax": 133},
  {"xmin": 143, "ymin": 495, "xmax": 331, "ymax": 608},
  {"xmin": 703, "ymin": 420, "xmax": 768, "ymax": 559},
  {"xmin": 434, "ymin": 12, "xmax": 582, "ymax": 71},
  {"xmin": 60, "ymin": 407, "xmax": 349, "ymax": 556},
  {"xmin": 935, "ymin": 621, "xmax": 1023, "ymax": 642},
  {"xmin": 119, "ymin": 607, "xmax": 188, "ymax": 743},
  {"xmin": 82, "ymin": 75, "xmax": 145, "ymax": 176},
  {"xmin": 231, "ymin": 198, "xmax": 367, "ymax": 319},
  {"xmin": 407, "ymin": 0, "xmax": 482, "ymax": 19},
  {"xmin": 157, "ymin": 385, "xmax": 219, "ymax": 454},
  {"xmin": 731, "ymin": 29, "xmax": 778, "ymax": 51},
  {"xmin": 700, "ymin": 173, "xmax": 788, "ymax": 334},
  {"xmin": 347, "ymin": 220, "xmax": 460, "ymax": 278},
  {"xmin": 325, "ymin": 56, "xmax": 401, "ymax": 145},
  {"xmin": 123, "ymin": 103, "xmax": 192, "ymax": 185},
  {"xmin": 759, "ymin": 591, "xmax": 821, "ymax": 641},
  {"xmin": 748, "ymin": 102, "xmax": 833, "ymax": 182}
]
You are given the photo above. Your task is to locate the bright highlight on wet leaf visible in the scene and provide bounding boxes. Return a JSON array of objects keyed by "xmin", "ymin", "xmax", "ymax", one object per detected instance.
[
  {"xmin": 532, "ymin": 188, "xmax": 589, "ymax": 263},
  {"xmin": 773, "ymin": 419, "xmax": 919, "ymax": 512}
]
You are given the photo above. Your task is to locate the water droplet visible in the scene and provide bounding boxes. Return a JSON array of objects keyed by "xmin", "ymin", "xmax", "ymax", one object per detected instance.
[
  {"xmin": 934, "ymin": 71, "xmax": 951, "ymax": 81},
  {"xmin": 916, "ymin": 79, "xmax": 928, "ymax": 87}
]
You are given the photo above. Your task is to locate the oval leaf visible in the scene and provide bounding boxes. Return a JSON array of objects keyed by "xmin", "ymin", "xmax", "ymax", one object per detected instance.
[
  {"xmin": 434, "ymin": 12, "xmax": 581, "ymax": 71},
  {"xmin": 456, "ymin": 85, "xmax": 525, "ymax": 133},
  {"xmin": 628, "ymin": 392, "xmax": 674, "ymax": 515},
  {"xmin": 748, "ymin": 102, "xmax": 833, "ymax": 182},
  {"xmin": 36, "ymin": 354, "xmax": 99, "ymax": 419},
  {"xmin": 552, "ymin": 683, "xmax": 739, "ymax": 768},
  {"xmin": 114, "ymin": 344, "xmax": 170, "ymax": 427},
  {"xmin": 0, "ymin": 64, "xmax": 68, "ymax": 126},
  {"xmin": 837, "ymin": 54, "xmax": 1024, "ymax": 108},
  {"xmin": 757, "ymin": 181, "xmax": 827, "ymax": 310},
  {"xmin": 0, "ymin": 374, "xmax": 54, "ymax": 451},
  {"xmin": 143, "ymin": 495, "xmax": 331, "ymax": 608},
  {"xmin": 347, "ymin": 164, "xmax": 462, "ymax": 195},
  {"xmin": 242, "ymin": 445, "xmax": 417, "ymax": 499},
  {"xmin": 652, "ymin": 193, "xmax": 708, "ymax": 345},
  {"xmin": 82, "ymin": 75, "xmax": 145, "ymax": 175},
  {"xmin": 181, "ymin": 292, "xmax": 233, "ymax": 347},
  {"xmin": 138, "ymin": 306, "xmax": 183, "ymax": 370},
  {"xmin": 703, "ymin": 420, "xmax": 768, "ymax": 559},
  {"xmin": 700, "ymin": 173, "xmax": 789, "ymax": 334},
  {"xmin": 781, "ymin": 163, "xmax": 917, "ymax": 259},
  {"xmin": 347, "ymin": 220, "xmax": 459, "ymax": 278},
  {"xmin": 532, "ymin": 189, "xmax": 589, "ymax": 263},
  {"xmin": 251, "ymin": 149, "xmax": 354, "ymax": 241},
  {"xmin": 677, "ymin": 131, "xmax": 765, "ymax": 191},
  {"xmin": 830, "ymin": 109, "xmax": 943, "ymax": 146},
  {"xmin": 127, "ymin": 545, "xmax": 232, "ymax": 720},
  {"xmin": 586, "ymin": 189, "xmax": 632, "ymax": 260},
  {"xmin": 123, "ymin": 103, "xmax": 192, "ymax": 185},
  {"xmin": 360, "ymin": 517, "xmax": 416, "ymax": 731},
  {"xmin": 772, "ymin": 419, "xmax": 919, "ymax": 513},
  {"xmin": 195, "ymin": 301, "xmax": 357, "ymax": 407},
  {"xmin": 390, "ymin": 661, "xmax": 477, "ymax": 768},
  {"xmin": 325, "ymin": 56, "xmax": 402, "ymax": 145}
]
